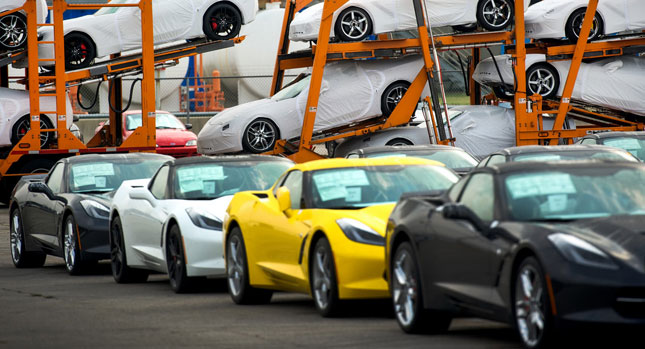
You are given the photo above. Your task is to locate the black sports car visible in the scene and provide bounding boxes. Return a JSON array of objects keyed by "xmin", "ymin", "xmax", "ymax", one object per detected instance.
[
  {"xmin": 577, "ymin": 131, "xmax": 645, "ymax": 161},
  {"xmin": 477, "ymin": 144, "xmax": 638, "ymax": 167},
  {"xmin": 9, "ymin": 153, "xmax": 171, "ymax": 275},
  {"xmin": 386, "ymin": 160, "xmax": 645, "ymax": 348}
]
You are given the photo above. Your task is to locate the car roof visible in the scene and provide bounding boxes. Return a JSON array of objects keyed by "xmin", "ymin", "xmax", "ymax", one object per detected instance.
[
  {"xmin": 496, "ymin": 144, "xmax": 626, "ymax": 156},
  {"xmin": 169, "ymin": 154, "xmax": 294, "ymax": 167},
  {"xmin": 485, "ymin": 159, "xmax": 644, "ymax": 175},
  {"xmin": 584, "ymin": 131, "xmax": 645, "ymax": 139},
  {"xmin": 354, "ymin": 144, "xmax": 461, "ymax": 155},
  {"xmin": 293, "ymin": 157, "xmax": 445, "ymax": 172},
  {"xmin": 63, "ymin": 153, "xmax": 172, "ymax": 164}
]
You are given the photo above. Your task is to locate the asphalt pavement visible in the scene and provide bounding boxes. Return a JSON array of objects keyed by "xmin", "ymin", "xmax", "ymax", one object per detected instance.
[{"xmin": 0, "ymin": 205, "xmax": 533, "ymax": 348}]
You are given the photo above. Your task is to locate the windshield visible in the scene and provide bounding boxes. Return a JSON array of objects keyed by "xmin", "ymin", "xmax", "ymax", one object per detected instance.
[
  {"xmin": 271, "ymin": 74, "xmax": 311, "ymax": 102},
  {"xmin": 368, "ymin": 150, "xmax": 478, "ymax": 170},
  {"xmin": 69, "ymin": 159, "xmax": 166, "ymax": 193},
  {"xmin": 174, "ymin": 161, "xmax": 292, "ymax": 200},
  {"xmin": 601, "ymin": 137, "xmax": 645, "ymax": 160},
  {"xmin": 126, "ymin": 112, "xmax": 186, "ymax": 131},
  {"xmin": 504, "ymin": 167, "xmax": 645, "ymax": 221},
  {"xmin": 512, "ymin": 150, "xmax": 637, "ymax": 163},
  {"xmin": 309, "ymin": 165, "xmax": 458, "ymax": 209},
  {"xmin": 94, "ymin": 0, "xmax": 129, "ymax": 16}
]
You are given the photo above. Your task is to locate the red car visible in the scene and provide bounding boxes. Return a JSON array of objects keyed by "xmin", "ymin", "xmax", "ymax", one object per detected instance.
[{"xmin": 95, "ymin": 110, "xmax": 198, "ymax": 158}]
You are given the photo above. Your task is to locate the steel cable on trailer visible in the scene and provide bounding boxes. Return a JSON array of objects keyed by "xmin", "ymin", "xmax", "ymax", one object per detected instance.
[
  {"xmin": 76, "ymin": 80, "xmax": 103, "ymax": 110},
  {"xmin": 108, "ymin": 78, "xmax": 142, "ymax": 114}
]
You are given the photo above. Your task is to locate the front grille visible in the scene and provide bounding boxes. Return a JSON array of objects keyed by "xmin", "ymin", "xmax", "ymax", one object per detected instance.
[{"xmin": 615, "ymin": 288, "xmax": 645, "ymax": 319}]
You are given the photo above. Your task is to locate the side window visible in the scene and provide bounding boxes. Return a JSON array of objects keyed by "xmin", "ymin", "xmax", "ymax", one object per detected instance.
[
  {"xmin": 149, "ymin": 165, "xmax": 169, "ymax": 200},
  {"xmin": 281, "ymin": 170, "xmax": 303, "ymax": 209},
  {"xmin": 447, "ymin": 177, "xmax": 467, "ymax": 202},
  {"xmin": 272, "ymin": 172, "xmax": 289, "ymax": 197},
  {"xmin": 46, "ymin": 163, "xmax": 65, "ymax": 194},
  {"xmin": 485, "ymin": 154, "xmax": 506, "ymax": 167},
  {"xmin": 459, "ymin": 173, "xmax": 495, "ymax": 221}
]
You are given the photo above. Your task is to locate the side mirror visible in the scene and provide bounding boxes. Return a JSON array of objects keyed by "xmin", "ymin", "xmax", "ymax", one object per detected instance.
[
  {"xmin": 276, "ymin": 187, "xmax": 291, "ymax": 213},
  {"xmin": 129, "ymin": 187, "xmax": 156, "ymax": 207},
  {"xmin": 442, "ymin": 203, "xmax": 487, "ymax": 232},
  {"xmin": 28, "ymin": 182, "xmax": 67, "ymax": 203},
  {"xmin": 184, "ymin": 123, "xmax": 193, "ymax": 130}
]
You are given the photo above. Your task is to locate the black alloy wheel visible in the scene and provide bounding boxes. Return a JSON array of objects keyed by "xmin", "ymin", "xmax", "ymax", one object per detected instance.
[
  {"xmin": 64, "ymin": 32, "xmax": 96, "ymax": 70},
  {"xmin": 381, "ymin": 81, "xmax": 411, "ymax": 117},
  {"xmin": 565, "ymin": 8, "xmax": 603, "ymax": 44},
  {"xmin": 11, "ymin": 115, "xmax": 55, "ymax": 148},
  {"xmin": 392, "ymin": 242, "xmax": 451, "ymax": 333},
  {"xmin": 311, "ymin": 237, "xmax": 341, "ymax": 317},
  {"xmin": 203, "ymin": 3, "xmax": 242, "ymax": 41},
  {"xmin": 477, "ymin": 0, "xmax": 514, "ymax": 32},
  {"xmin": 227, "ymin": 227, "xmax": 273, "ymax": 304},
  {"xmin": 513, "ymin": 257, "xmax": 554, "ymax": 349},
  {"xmin": 242, "ymin": 118, "xmax": 279, "ymax": 154},
  {"xmin": 10, "ymin": 208, "xmax": 46, "ymax": 268},
  {"xmin": 335, "ymin": 7, "xmax": 372, "ymax": 42},
  {"xmin": 0, "ymin": 12, "xmax": 28, "ymax": 50},
  {"xmin": 167, "ymin": 224, "xmax": 196, "ymax": 293},
  {"xmin": 110, "ymin": 217, "xmax": 149, "ymax": 283}
]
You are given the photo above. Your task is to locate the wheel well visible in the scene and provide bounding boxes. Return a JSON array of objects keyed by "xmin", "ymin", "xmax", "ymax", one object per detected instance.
[
  {"xmin": 307, "ymin": 230, "xmax": 327, "ymax": 279},
  {"xmin": 226, "ymin": 219, "xmax": 240, "ymax": 241},
  {"xmin": 60, "ymin": 209, "xmax": 74, "ymax": 247},
  {"xmin": 510, "ymin": 247, "xmax": 537, "ymax": 293},
  {"xmin": 66, "ymin": 31, "xmax": 97, "ymax": 51},
  {"xmin": 566, "ymin": 7, "xmax": 606, "ymax": 36},
  {"xmin": 390, "ymin": 230, "xmax": 411, "ymax": 268}
]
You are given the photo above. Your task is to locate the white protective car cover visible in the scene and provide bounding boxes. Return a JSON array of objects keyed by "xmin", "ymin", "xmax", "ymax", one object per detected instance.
[
  {"xmin": 289, "ymin": 0, "xmax": 478, "ymax": 41},
  {"xmin": 473, "ymin": 54, "xmax": 645, "ymax": 117},
  {"xmin": 525, "ymin": 0, "xmax": 645, "ymax": 39},
  {"xmin": 1, "ymin": 0, "xmax": 48, "ymax": 24},
  {"xmin": 0, "ymin": 88, "xmax": 73, "ymax": 147}
]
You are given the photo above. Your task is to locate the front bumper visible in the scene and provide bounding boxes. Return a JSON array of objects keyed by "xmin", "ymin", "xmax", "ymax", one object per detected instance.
[
  {"xmin": 183, "ymin": 226, "xmax": 226, "ymax": 278},
  {"xmin": 197, "ymin": 126, "xmax": 242, "ymax": 155},
  {"xmin": 76, "ymin": 215, "xmax": 110, "ymax": 261},
  {"xmin": 333, "ymin": 241, "xmax": 389, "ymax": 300},
  {"xmin": 289, "ymin": 20, "xmax": 320, "ymax": 42}
]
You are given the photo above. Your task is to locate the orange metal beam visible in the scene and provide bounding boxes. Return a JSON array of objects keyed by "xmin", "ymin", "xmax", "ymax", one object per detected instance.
[{"xmin": 513, "ymin": 0, "xmax": 533, "ymax": 146}]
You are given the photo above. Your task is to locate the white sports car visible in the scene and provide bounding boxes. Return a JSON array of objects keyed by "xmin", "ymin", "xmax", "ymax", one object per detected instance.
[
  {"xmin": 109, "ymin": 155, "xmax": 293, "ymax": 292},
  {"xmin": 0, "ymin": 0, "xmax": 47, "ymax": 51},
  {"xmin": 38, "ymin": 0, "xmax": 258, "ymax": 70},
  {"xmin": 334, "ymin": 105, "xmax": 576, "ymax": 159},
  {"xmin": 289, "ymin": 0, "xmax": 532, "ymax": 42},
  {"xmin": 525, "ymin": 0, "xmax": 645, "ymax": 42},
  {"xmin": 0, "ymin": 87, "xmax": 73, "ymax": 148},
  {"xmin": 198, "ymin": 54, "xmax": 429, "ymax": 154},
  {"xmin": 473, "ymin": 54, "xmax": 645, "ymax": 116}
]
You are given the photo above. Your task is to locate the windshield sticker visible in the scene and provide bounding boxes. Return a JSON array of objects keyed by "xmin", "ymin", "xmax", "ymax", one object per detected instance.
[
  {"xmin": 515, "ymin": 154, "xmax": 561, "ymax": 162},
  {"xmin": 604, "ymin": 138, "xmax": 642, "ymax": 150},
  {"xmin": 72, "ymin": 163, "xmax": 114, "ymax": 188},
  {"xmin": 547, "ymin": 194, "xmax": 568, "ymax": 212},
  {"xmin": 313, "ymin": 169, "xmax": 370, "ymax": 202},
  {"xmin": 95, "ymin": 176, "xmax": 107, "ymax": 188},
  {"xmin": 506, "ymin": 173, "xmax": 576, "ymax": 199},
  {"xmin": 346, "ymin": 187, "xmax": 362, "ymax": 202},
  {"xmin": 318, "ymin": 185, "xmax": 347, "ymax": 201},
  {"xmin": 177, "ymin": 166, "xmax": 225, "ymax": 193},
  {"xmin": 203, "ymin": 180, "xmax": 216, "ymax": 195}
]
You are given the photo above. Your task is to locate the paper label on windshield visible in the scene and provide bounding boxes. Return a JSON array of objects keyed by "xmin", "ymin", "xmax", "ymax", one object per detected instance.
[
  {"xmin": 604, "ymin": 138, "xmax": 642, "ymax": 150},
  {"xmin": 72, "ymin": 163, "xmax": 114, "ymax": 188},
  {"xmin": 547, "ymin": 194, "xmax": 568, "ymax": 212},
  {"xmin": 177, "ymin": 166, "xmax": 225, "ymax": 193},
  {"xmin": 203, "ymin": 180, "xmax": 216, "ymax": 195},
  {"xmin": 318, "ymin": 185, "xmax": 347, "ymax": 201},
  {"xmin": 507, "ymin": 173, "xmax": 576, "ymax": 199},
  {"xmin": 515, "ymin": 154, "xmax": 561, "ymax": 162},
  {"xmin": 313, "ymin": 169, "xmax": 370, "ymax": 202},
  {"xmin": 346, "ymin": 187, "xmax": 362, "ymax": 202},
  {"xmin": 95, "ymin": 176, "xmax": 107, "ymax": 188}
]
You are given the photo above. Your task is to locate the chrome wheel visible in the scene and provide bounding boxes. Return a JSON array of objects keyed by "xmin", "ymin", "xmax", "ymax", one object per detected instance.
[
  {"xmin": 227, "ymin": 235, "xmax": 244, "ymax": 297},
  {"xmin": 313, "ymin": 245, "xmax": 333, "ymax": 310},
  {"xmin": 480, "ymin": 0, "xmax": 512, "ymax": 30},
  {"xmin": 527, "ymin": 68, "xmax": 555, "ymax": 97},
  {"xmin": 385, "ymin": 86, "xmax": 407, "ymax": 115},
  {"xmin": 244, "ymin": 119, "xmax": 277, "ymax": 153},
  {"xmin": 338, "ymin": 9, "xmax": 369, "ymax": 41},
  {"xmin": 10, "ymin": 210, "xmax": 22, "ymax": 264},
  {"xmin": 515, "ymin": 264, "xmax": 546, "ymax": 348},
  {"xmin": 64, "ymin": 219, "xmax": 76, "ymax": 272},
  {"xmin": 0, "ymin": 13, "xmax": 27, "ymax": 50},
  {"xmin": 393, "ymin": 248, "xmax": 417, "ymax": 327},
  {"xmin": 570, "ymin": 12, "xmax": 600, "ymax": 40}
]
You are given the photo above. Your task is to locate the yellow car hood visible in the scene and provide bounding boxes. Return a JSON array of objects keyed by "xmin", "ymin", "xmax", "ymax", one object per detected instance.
[{"xmin": 312, "ymin": 203, "xmax": 396, "ymax": 236}]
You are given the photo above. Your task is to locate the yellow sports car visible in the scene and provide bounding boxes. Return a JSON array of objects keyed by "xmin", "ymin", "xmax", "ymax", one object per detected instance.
[{"xmin": 223, "ymin": 157, "xmax": 459, "ymax": 316}]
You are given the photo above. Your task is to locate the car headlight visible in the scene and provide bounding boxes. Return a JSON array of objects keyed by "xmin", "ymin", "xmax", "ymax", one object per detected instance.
[
  {"xmin": 185, "ymin": 140, "xmax": 197, "ymax": 147},
  {"xmin": 186, "ymin": 208, "xmax": 222, "ymax": 231},
  {"xmin": 336, "ymin": 218, "xmax": 384, "ymax": 246},
  {"xmin": 548, "ymin": 233, "xmax": 618, "ymax": 270},
  {"xmin": 80, "ymin": 200, "xmax": 109, "ymax": 219}
]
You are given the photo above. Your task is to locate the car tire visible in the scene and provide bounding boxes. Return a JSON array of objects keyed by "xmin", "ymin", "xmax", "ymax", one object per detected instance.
[
  {"xmin": 493, "ymin": 86, "xmax": 513, "ymax": 99},
  {"xmin": 381, "ymin": 81, "xmax": 411, "ymax": 117},
  {"xmin": 452, "ymin": 23, "xmax": 477, "ymax": 33},
  {"xmin": 227, "ymin": 227, "xmax": 273, "ymax": 304},
  {"xmin": 0, "ymin": 12, "xmax": 28, "ymax": 50},
  {"xmin": 63, "ymin": 214, "xmax": 93, "ymax": 275},
  {"xmin": 310, "ymin": 236, "xmax": 342, "ymax": 317},
  {"xmin": 565, "ymin": 8, "xmax": 603, "ymax": 44},
  {"xmin": 64, "ymin": 32, "xmax": 96, "ymax": 71},
  {"xmin": 386, "ymin": 138, "xmax": 413, "ymax": 146},
  {"xmin": 110, "ymin": 216, "xmax": 149, "ymax": 283},
  {"xmin": 11, "ymin": 114, "xmax": 55, "ymax": 148},
  {"xmin": 167, "ymin": 224, "xmax": 197, "ymax": 293},
  {"xmin": 203, "ymin": 3, "xmax": 242, "ymax": 41},
  {"xmin": 392, "ymin": 242, "xmax": 451, "ymax": 334},
  {"xmin": 335, "ymin": 7, "xmax": 373, "ymax": 42},
  {"xmin": 242, "ymin": 118, "xmax": 279, "ymax": 154},
  {"xmin": 10, "ymin": 208, "xmax": 46, "ymax": 268},
  {"xmin": 476, "ymin": 0, "xmax": 514, "ymax": 32},
  {"xmin": 513, "ymin": 257, "xmax": 555, "ymax": 349},
  {"xmin": 526, "ymin": 63, "xmax": 560, "ymax": 100}
]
